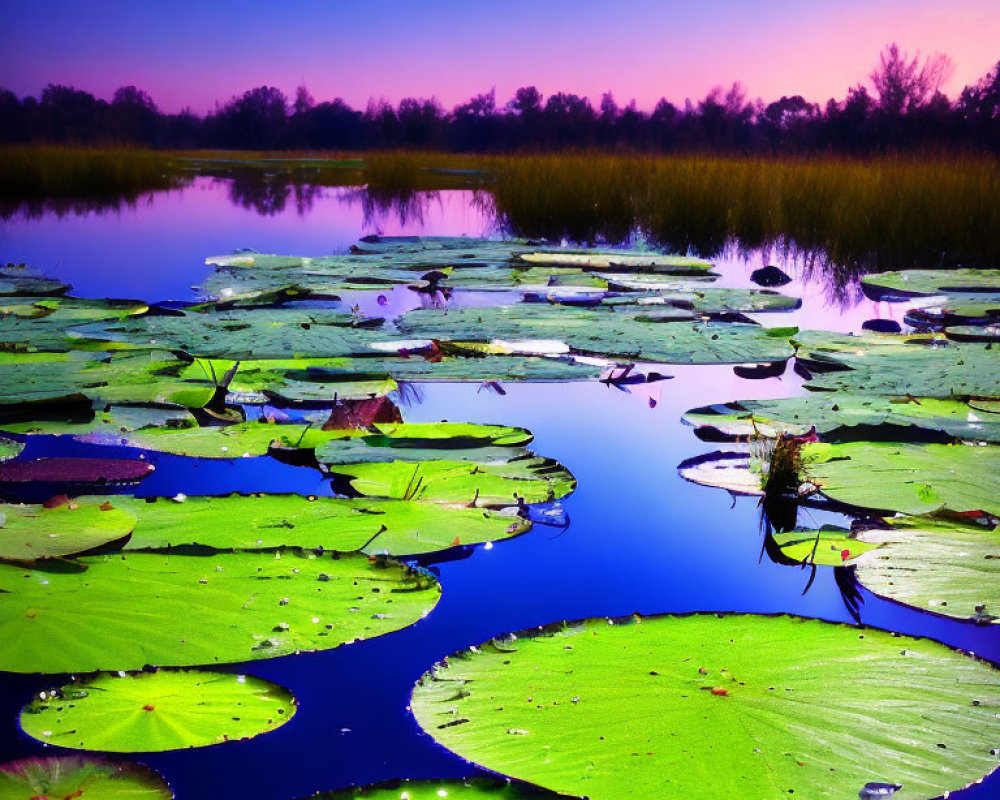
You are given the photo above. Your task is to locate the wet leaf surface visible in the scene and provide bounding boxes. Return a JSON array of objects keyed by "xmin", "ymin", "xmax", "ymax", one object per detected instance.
[
  {"xmin": 412, "ymin": 614, "xmax": 1000, "ymax": 800},
  {"xmin": 20, "ymin": 669, "xmax": 296, "ymax": 752},
  {"xmin": 0, "ymin": 756, "xmax": 171, "ymax": 800}
]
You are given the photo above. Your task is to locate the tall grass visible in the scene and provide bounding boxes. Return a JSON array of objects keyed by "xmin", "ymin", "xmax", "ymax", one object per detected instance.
[
  {"xmin": 486, "ymin": 153, "xmax": 1000, "ymax": 275},
  {"xmin": 0, "ymin": 146, "xmax": 182, "ymax": 217}
]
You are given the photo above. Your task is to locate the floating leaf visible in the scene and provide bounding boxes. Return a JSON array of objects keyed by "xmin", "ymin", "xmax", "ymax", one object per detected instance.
[
  {"xmin": 21, "ymin": 669, "xmax": 295, "ymax": 751},
  {"xmin": 0, "ymin": 457, "xmax": 155, "ymax": 485},
  {"xmin": 683, "ymin": 395, "xmax": 1000, "ymax": 442},
  {"xmin": 412, "ymin": 614, "xmax": 1000, "ymax": 800},
  {"xmin": 519, "ymin": 251, "xmax": 713, "ymax": 272},
  {"xmin": 677, "ymin": 451, "xmax": 763, "ymax": 496},
  {"xmin": 120, "ymin": 494, "xmax": 529, "ymax": 556},
  {"xmin": 0, "ymin": 549, "xmax": 439, "ymax": 672},
  {"xmin": 771, "ymin": 526, "xmax": 881, "ymax": 566},
  {"xmin": 801, "ymin": 441, "xmax": 1000, "ymax": 516},
  {"xmin": 0, "ymin": 497, "xmax": 137, "ymax": 561},
  {"xmin": 333, "ymin": 456, "xmax": 575, "ymax": 505},
  {"xmin": 854, "ymin": 515, "xmax": 1000, "ymax": 623},
  {"xmin": 398, "ymin": 306, "xmax": 794, "ymax": 365},
  {"xmin": 0, "ymin": 756, "xmax": 171, "ymax": 800},
  {"xmin": 861, "ymin": 269, "xmax": 1000, "ymax": 300}
]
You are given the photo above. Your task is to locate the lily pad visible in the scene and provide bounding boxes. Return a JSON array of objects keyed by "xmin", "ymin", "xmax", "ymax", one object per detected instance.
[
  {"xmin": 0, "ymin": 268, "xmax": 70, "ymax": 297},
  {"xmin": 1, "ymin": 405, "xmax": 198, "ymax": 437},
  {"xmin": 333, "ymin": 456, "xmax": 575, "ymax": 506},
  {"xmin": 0, "ymin": 298, "xmax": 148, "ymax": 351},
  {"xmin": 771, "ymin": 526, "xmax": 881, "ymax": 566},
  {"xmin": 861, "ymin": 269, "xmax": 1000, "ymax": 300},
  {"xmin": 120, "ymin": 494, "xmax": 529, "ymax": 556},
  {"xmin": 21, "ymin": 669, "xmax": 296, "ymax": 751},
  {"xmin": 411, "ymin": 614, "xmax": 1000, "ymax": 800},
  {"xmin": 683, "ymin": 395, "xmax": 1000, "ymax": 442},
  {"xmin": 0, "ymin": 436, "xmax": 23, "ymax": 461},
  {"xmin": 0, "ymin": 756, "xmax": 171, "ymax": 800},
  {"xmin": 0, "ymin": 457, "xmax": 155, "ymax": 485},
  {"xmin": 793, "ymin": 330, "xmax": 999, "ymax": 397},
  {"xmin": 802, "ymin": 441, "xmax": 1000, "ymax": 515},
  {"xmin": 123, "ymin": 420, "xmax": 531, "ymax": 460},
  {"xmin": 854, "ymin": 515, "xmax": 1000, "ymax": 623},
  {"xmin": 0, "ymin": 549, "xmax": 439, "ymax": 672},
  {"xmin": 519, "ymin": 251, "xmax": 713, "ymax": 273},
  {"xmin": 398, "ymin": 306, "xmax": 795, "ymax": 365},
  {"xmin": 0, "ymin": 497, "xmax": 137, "ymax": 561},
  {"xmin": 677, "ymin": 451, "xmax": 764, "ymax": 496},
  {"xmin": 70, "ymin": 308, "xmax": 388, "ymax": 359}
]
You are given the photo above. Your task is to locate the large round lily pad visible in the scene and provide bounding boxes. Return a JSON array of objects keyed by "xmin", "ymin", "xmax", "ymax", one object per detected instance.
[
  {"xmin": 854, "ymin": 515, "xmax": 1000, "ymax": 623},
  {"xmin": 802, "ymin": 441, "xmax": 1000, "ymax": 516},
  {"xmin": 412, "ymin": 614, "xmax": 1000, "ymax": 800},
  {"xmin": 861, "ymin": 269, "xmax": 1000, "ymax": 300},
  {"xmin": 119, "ymin": 494, "xmax": 529, "ymax": 556},
  {"xmin": 21, "ymin": 669, "xmax": 295, "ymax": 751},
  {"xmin": 770, "ymin": 526, "xmax": 881, "ymax": 566},
  {"xmin": 0, "ymin": 549, "xmax": 439, "ymax": 673},
  {"xmin": 0, "ymin": 756, "xmax": 171, "ymax": 800},
  {"xmin": 0, "ymin": 497, "xmax": 137, "ymax": 561}
]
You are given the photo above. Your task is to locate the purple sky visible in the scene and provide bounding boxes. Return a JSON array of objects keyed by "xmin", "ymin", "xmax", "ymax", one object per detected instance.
[{"xmin": 1, "ymin": 0, "xmax": 997, "ymax": 114}]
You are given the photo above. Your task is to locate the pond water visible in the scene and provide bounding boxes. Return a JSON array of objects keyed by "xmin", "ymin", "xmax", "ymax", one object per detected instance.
[{"xmin": 1, "ymin": 180, "xmax": 998, "ymax": 800}]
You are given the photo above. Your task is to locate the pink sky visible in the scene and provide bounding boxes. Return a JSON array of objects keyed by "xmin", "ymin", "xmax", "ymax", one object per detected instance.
[{"xmin": 1, "ymin": 1, "xmax": 997, "ymax": 114}]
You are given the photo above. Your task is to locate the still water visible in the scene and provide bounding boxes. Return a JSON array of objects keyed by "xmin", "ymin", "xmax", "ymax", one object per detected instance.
[{"xmin": 1, "ymin": 179, "xmax": 997, "ymax": 800}]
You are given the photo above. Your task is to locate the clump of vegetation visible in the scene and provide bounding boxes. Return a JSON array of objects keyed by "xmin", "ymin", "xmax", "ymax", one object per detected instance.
[{"xmin": 0, "ymin": 145, "xmax": 183, "ymax": 217}]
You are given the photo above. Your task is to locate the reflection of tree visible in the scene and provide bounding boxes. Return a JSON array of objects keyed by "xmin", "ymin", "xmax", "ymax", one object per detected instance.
[
  {"xmin": 337, "ymin": 187, "xmax": 443, "ymax": 231},
  {"xmin": 226, "ymin": 172, "xmax": 290, "ymax": 216}
]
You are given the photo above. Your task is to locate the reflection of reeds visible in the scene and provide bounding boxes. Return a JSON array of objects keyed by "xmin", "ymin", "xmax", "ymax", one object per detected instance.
[
  {"xmin": 0, "ymin": 146, "xmax": 181, "ymax": 216},
  {"xmin": 756, "ymin": 433, "xmax": 804, "ymax": 497}
]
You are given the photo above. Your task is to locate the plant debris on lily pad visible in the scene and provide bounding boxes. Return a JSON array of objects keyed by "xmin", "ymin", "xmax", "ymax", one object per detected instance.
[
  {"xmin": 20, "ymin": 669, "xmax": 296, "ymax": 752},
  {"xmin": 412, "ymin": 614, "xmax": 1000, "ymax": 800},
  {"xmin": 0, "ymin": 497, "xmax": 137, "ymax": 561},
  {"xmin": 0, "ymin": 549, "xmax": 439, "ymax": 673},
  {"xmin": 0, "ymin": 756, "xmax": 172, "ymax": 800}
]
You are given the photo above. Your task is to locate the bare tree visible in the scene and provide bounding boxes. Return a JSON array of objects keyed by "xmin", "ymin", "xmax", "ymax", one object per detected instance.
[{"xmin": 870, "ymin": 43, "xmax": 954, "ymax": 115}]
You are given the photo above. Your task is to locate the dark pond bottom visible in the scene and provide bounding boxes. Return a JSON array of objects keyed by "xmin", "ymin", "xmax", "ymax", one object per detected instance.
[{"xmin": 0, "ymin": 181, "xmax": 997, "ymax": 799}]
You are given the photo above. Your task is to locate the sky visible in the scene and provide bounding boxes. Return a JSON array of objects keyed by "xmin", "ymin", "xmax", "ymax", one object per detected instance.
[{"xmin": 0, "ymin": 0, "xmax": 997, "ymax": 114}]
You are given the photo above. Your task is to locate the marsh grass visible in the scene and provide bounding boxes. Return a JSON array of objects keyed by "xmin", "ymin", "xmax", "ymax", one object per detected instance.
[
  {"xmin": 3, "ymin": 147, "xmax": 997, "ymax": 277},
  {"xmin": 0, "ymin": 146, "xmax": 182, "ymax": 217},
  {"xmin": 485, "ymin": 153, "xmax": 1000, "ymax": 276}
]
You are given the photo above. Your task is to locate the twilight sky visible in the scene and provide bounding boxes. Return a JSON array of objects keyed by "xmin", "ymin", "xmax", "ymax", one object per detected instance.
[{"xmin": 1, "ymin": 0, "xmax": 997, "ymax": 114}]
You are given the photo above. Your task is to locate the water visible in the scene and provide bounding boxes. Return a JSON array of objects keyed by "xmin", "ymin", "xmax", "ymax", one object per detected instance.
[{"xmin": 1, "ymin": 180, "xmax": 997, "ymax": 800}]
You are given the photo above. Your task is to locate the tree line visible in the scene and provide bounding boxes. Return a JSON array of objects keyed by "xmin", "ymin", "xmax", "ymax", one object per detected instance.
[{"xmin": 1, "ymin": 46, "xmax": 997, "ymax": 154}]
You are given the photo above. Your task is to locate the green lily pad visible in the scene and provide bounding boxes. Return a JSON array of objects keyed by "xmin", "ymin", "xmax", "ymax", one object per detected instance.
[
  {"xmin": 683, "ymin": 395, "xmax": 1000, "ymax": 442},
  {"xmin": 333, "ymin": 456, "xmax": 575, "ymax": 506},
  {"xmin": 0, "ymin": 268, "xmax": 70, "ymax": 297},
  {"xmin": 621, "ymin": 287, "xmax": 800, "ymax": 314},
  {"xmin": 398, "ymin": 306, "xmax": 794, "ymax": 365},
  {"xmin": 802, "ymin": 441, "xmax": 1000, "ymax": 515},
  {"xmin": 519, "ymin": 251, "xmax": 714, "ymax": 272},
  {"xmin": 123, "ymin": 420, "xmax": 531, "ymax": 460},
  {"xmin": 771, "ymin": 526, "xmax": 881, "ymax": 566},
  {"xmin": 793, "ymin": 330, "xmax": 1000, "ymax": 397},
  {"xmin": 412, "ymin": 614, "xmax": 1000, "ymax": 800},
  {"xmin": 0, "ymin": 436, "xmax": 23, "ymax": 461},
  {"xmin": 70, "ymin": 309, "xmax": 388, "ymax": 359},
  {"xmin": 119, "ymin": 494, "xmax": 529, "ymax": 556},
  {"xmin": 313, "ymin": 779, "xmax": 561, "ymax": 800},
  {"xmin": 0, "ymin": 549, "xmax": 439, "ymax": 672},
  {"xmin": 854, "ymin": 515, "xmax": 1000, "ymax": 623},
  {"xmin": 861, "ymin": 269, "xmax": 1000, "ymax": 298},
  {"xmin": 945, "ymin": 324, "xmax": 1000, "ymax": 343},
  {"xmin": 21, "ymin": 669, "xmax": 295, "ymax": 752},
  {"xmin": 0, "ymin": 497, "xmax": 137, "ymax": 561},
  {"xmin": 0, "ymin": 298, "xmax": 148, "ymax": 351},
  {"xmin": 0, "ymin": 756, "xmax": 171, "ymax": 800},
  {"xmin": 0, "ymin": 350, "xmax": 216, "ymax": 410},
  {"xmin": 1, "ymin": 405, "xmax": 198, "ymax": 437}
]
